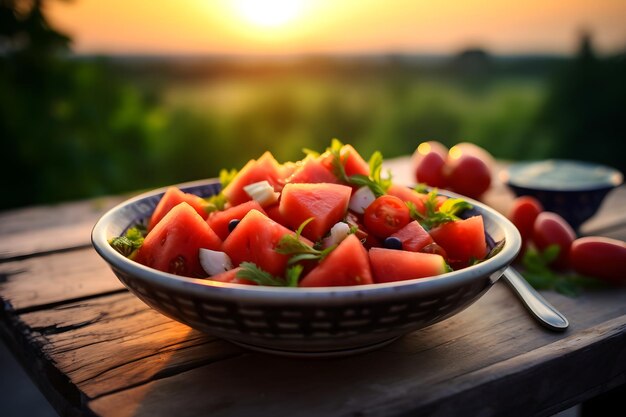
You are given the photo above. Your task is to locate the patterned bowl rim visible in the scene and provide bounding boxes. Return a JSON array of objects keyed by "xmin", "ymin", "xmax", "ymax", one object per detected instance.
[{"xmin": 92, "ymin": 179, "xmax": 522, "ymax": 306}]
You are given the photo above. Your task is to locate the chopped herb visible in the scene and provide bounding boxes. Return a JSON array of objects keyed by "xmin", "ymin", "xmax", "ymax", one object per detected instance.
[
  {"xmin": 204, "ymin": 168, "xmax": 238, "ymax": 213},
  {"xmin": 236, "ymin": 262, "xmax": 302, "ymax": 287},
  {"xmin": 275, "ymin": 218, "xmax": 337, "ymax": 265},
  {"xmin": 407, "ymin": 190, "xmax": 473, "ymax": 230},
  {"xmin": 520, "ymin": 245, "xmax": 606, "ymax": 296},
  {"xmin": 109, "ymin": 226, "xmax": 145, "ymax": 259},
  {"xmin": 236, "ymin": 262, "xmax": 288, "ymax": 286}
]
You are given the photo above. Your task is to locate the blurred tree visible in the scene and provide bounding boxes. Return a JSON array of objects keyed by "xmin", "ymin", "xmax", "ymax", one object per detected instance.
[
  {"xmin": 536, "ymin": 32, "xmax": 626, "ymax": 173},
  {"xmin": 0, "ymin": 0, "xmax": 172, "ymax": 209}
]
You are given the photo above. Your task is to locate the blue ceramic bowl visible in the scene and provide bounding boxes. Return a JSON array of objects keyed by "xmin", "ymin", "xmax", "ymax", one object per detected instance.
[
  {"xmin": 92, "ymin": 179, "xmax": 521, "ymax": 357},
  {"xmin": 503, "ymin": 160, "xmax": 623, "ymax": 231}
]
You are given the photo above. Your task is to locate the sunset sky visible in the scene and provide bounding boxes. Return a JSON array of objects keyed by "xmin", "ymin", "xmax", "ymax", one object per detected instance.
[{"xmin": 47, "ymin": 0, "xmax": 626, "ymax": 56}]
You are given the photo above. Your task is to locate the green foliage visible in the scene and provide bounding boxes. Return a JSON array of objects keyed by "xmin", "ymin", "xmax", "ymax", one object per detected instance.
[{"xmin": 2, "ymin": 2, "xmax": 624, "ymax": 211}]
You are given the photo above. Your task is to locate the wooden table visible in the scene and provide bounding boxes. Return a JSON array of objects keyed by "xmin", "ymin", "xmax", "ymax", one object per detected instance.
[{"xmin": 1, "ymin": 157, "xmax": 625, "ymax": 417}]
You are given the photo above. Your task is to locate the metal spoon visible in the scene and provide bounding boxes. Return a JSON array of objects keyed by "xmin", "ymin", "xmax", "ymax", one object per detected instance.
[{"xmin": 501, "ymin": 266, "xmax": 569, "ymax": 331}]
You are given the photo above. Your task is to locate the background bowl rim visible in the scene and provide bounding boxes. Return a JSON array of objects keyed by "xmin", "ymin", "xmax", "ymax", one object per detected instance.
[
  {"xmin": 502, "ymin": 158, "xmax": 623, "ymax": 192},
  {"xmin": 92, "ymin": 179, "xmax": 522, "ymax": 304}
]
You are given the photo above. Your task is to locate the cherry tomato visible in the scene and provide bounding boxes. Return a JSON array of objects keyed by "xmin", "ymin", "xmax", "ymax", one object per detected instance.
[
  {"xmin": 446, "ymin": 154, "xmax": 491, "ymax": 199},
  {"xmin": 570, "ymin": 237, "xmax": 626, "ymax": 284},
  {"xmin": 411, "ymin": 140, "xmax": 448, "ymax": 166},
  {"xmin": 508, "ymin": 196, "xmax": 544, "ymax": 242},
  {"xmin": 448, "ymin": 142, "xmax": 496, "ymax": 170},
  {"xmin": 532, "ymin": 211, "xmax": 576, "ymax": 269},
  {"xmin": 415, "ymin": 151, "xmax": 448, "ymax": 188},
  {"xmin": 364, "ymin": 195, "xmax": 411, "ymax": 239}
]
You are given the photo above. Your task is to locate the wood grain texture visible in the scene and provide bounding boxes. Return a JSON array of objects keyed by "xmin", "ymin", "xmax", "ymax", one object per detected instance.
[
  {"xmin": 1, "ymin": 157, "xmax": 625, "ymax": 417},
  {"xmin": 84, "ymin": 283, "xmax": 626, "ymax": 417},
  {"xmin": 0, "ymin": 196, "xmax": 124, "ymax": 260},
  {"xmin": 0, "ymin": 248, "xmax": 124, "ymax": 312},
  {"xmin": 20, "ymin": 292, "xmax": 243, "ymax": 399}
]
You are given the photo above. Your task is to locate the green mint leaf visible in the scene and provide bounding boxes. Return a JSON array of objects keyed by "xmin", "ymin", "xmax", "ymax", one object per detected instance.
[
  {"xmin": 541, "ymin": 244, "xmax": 561, "ymax": 264},
  {"xmin": 302, "ymin": 148, "xmax": 320, "ymax": 158},
  {"xmin": 219, "ymin": 168, "xmax": 238, "ymax": 189},
  {"xmin": 348, "ymin": 174, "xmax": 387, "ymax": 198},
  {"xmin": 413, "ymin": 183, "xmax": 429, "ymax": 194},
  {"xmin": 236, "ymin": 262, "xmax": 286, "ymax": 286},
  {"xmin": 285, "ymin": 264, "xmax": 304, "ymax": 287},
  {"xmin": 204, "ymin": 168, "xmax": 239, "ymax": 213},
  {"xmin": 438, "ymin": 198, "xmax": 473, "ymax": 217},
  {"xmin": 109, "ymin": 226, "xmax": 145, "ymax": 258}
]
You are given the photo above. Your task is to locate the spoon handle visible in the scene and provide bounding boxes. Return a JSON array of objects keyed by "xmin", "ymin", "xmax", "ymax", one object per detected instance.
[{"xmin": 502, "ymin": 267, "xmax": 569, "ymax": 331}]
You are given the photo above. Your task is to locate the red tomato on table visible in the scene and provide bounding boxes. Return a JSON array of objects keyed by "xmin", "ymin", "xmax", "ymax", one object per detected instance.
[
  {"xmin": 570, "ymin": 237, "xmax": 626, "ymax": 284},
  {"xmin": 532, "ymin": 212, "xmax": 576, "ymax": 269}
]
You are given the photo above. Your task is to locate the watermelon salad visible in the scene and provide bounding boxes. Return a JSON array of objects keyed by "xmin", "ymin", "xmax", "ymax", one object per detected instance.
[{"xmin": 110, "ymin": 140, "xmax": 498, "ymax": 287}]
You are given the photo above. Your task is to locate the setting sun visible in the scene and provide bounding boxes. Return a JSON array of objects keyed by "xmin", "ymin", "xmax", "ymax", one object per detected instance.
[{"xmin": 232, "ymin": 0, "xmax": 307, "ymax": 28}]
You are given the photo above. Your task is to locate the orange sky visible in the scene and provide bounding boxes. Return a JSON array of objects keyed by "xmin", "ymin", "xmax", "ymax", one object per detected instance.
[{"xmin": 47, "ymin": 0, "xmax": 626, "ymax": 55}]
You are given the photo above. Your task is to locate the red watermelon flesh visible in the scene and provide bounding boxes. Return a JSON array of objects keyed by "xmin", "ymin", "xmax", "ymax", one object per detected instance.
[
  {"xmin": 369, "ymin": 248, "xmax": 447, "ymax": 283},
  {"xmin": 221, "ymin": 151, "xmax": 283, "ymax": 206},
  {"xmin": 221, "ymin": 209, "xmax": 310, "ymax": 277},
  {"xmin": 136, "ymin": 202, "xmax": 222, "ymax": 277},
  {"xmin": 279, "ymin": 182, "xmax": 352, "ymax": 241},
  {"xmin": 207, "ymin": 200, "xmax": 266, "ymax": 240},
  {"xmin": 299, "ymin": 234, "xmax": 373, "ymax": 287},
  {"xmin": 148, "ymin": 187, "xmax": 208, "ymax": 232},
  {"xmin": 391, "ymin": 221, "xmax": 433, "ymax": 252}
]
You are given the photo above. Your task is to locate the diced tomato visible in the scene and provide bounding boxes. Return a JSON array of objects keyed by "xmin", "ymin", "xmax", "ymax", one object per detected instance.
[
  {"xmin": 208, "ymin": 267, "xmax": 257, "ymax": 285},
  {"xmin": 148, "ymin": 187, "xmax": 208, "ymax": 232},
  {"xmin": 222, "ymin": 151, "xmax": 283, "ymax": 206},
  {"xmin": 279, "ymin": 182, "xmax": 352, "ymax": 241},
  {"xmin": 222, "ymin": 209, "xmax": 308, "ymax": 277},
  {"xmin": 136, "ymin": 202, "xmax": 222, "ymax": 277},
  {"xmin": 391, "ymin": 220, "xmax": 433, "ymax": 252},
  {"xmin": 369, "ymin": 248, "xmax": 447, "ymax": 283},
  {"xmin": 206, "ymin": 200, "xmax": 266, "ymax": 240},
  {"xmin": 363, "ymin": 195, "xmax": 411, "ymax": 239},
  {"xmin": 287, "ymin": 155, "xmax": 338, "ymax": 184},
  {"xmin": 429, "ymin": 216, "xmax": 487, "ymax": 268},
  {"xmin": 299, "ymin": 235, "xmax": 373, "ymax": 287}
]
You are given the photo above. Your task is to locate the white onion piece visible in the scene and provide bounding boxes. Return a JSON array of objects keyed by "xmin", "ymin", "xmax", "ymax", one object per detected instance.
[
  {"xmin": 199, "ymin": 248, "xmax": 233, "ymax": 276},
  {"xmin": 321, "ymin": 222, "xmax": 351, "ymax": 249},
  {"xmin": 348, "ymin": 186, "xmax": 376, "ymax": 214},
  {"xmin": 243, "ymin": 180, "xmax": 280, "ymax": 207}
]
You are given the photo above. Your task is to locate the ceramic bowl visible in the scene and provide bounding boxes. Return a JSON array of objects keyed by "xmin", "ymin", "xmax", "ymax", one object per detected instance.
[
  {"xmin": 92, "ymin": 179, "xmax": 521, "ymax": 357},
  {"xmin": 502, "ymin": 159, "xmax": 623, "ymax": 230}
]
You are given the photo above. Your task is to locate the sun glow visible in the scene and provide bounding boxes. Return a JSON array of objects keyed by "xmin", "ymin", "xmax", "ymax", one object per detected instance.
[{"xmin": 233, "ymin": 0, "xmax": 307, "ymax": 27}]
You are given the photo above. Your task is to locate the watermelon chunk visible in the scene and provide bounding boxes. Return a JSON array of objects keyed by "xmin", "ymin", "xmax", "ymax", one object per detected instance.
[
  {"xmin": 221, "ymin": 209, "xmax": 305, "ymax": 277},
  {"xmin": 222, "ymin": 151, "xmax": 283, "ymax": 206},
  {"xmin": 206, "ymin": 200, "xmax": 266, "ymax": 240},
  {"xmin": 299, "ymin": 234, "xmax": 373, "ymax": 287},
  {"xmin": 319, "ymin": 144, "xmax": 370, "ymax": 178},
  {"xmin": 391, "ymin": 220, "xmax": 433, "ymax": 252},
  {"xmin": 136, "ymin": 202, "xmax": 222, "ymax": 277},
  {"xmin": 148, "ymin": 187, "xmax": 208, "ymax": 231},
  {"xmin": 287, "ymin": 155, "xmax": 339, "ymax": 184},
  {"xmin": 279, "ymin": 182, "xmax": 352, "ymax": 241},
  {"xmin": 208, "ymin": 267, "xmax": 257, "ymax": 285},
  {"xmin": 429, "ymin": 216, "xmax": 487, "ymax": 267},
  {"xmin": 369, "ymin": 248, "xmax": 447, "ymax": 283}
]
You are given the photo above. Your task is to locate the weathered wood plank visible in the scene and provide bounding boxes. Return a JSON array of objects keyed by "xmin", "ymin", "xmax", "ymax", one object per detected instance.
[
  {"xmin": 84, "ymin": 283, "xmax": 626, "ymax": 417},
  {"xmin": 0, "ymin": 196, "xmax": 125, "ymax": 260},
  {"xmin": 19, "ymin": 292, "xmax": 243, "ymax": 399},
  {"xmin": 0, "ymin": 248, "xmax": 125, "ymax": 312},
  {"xmin": 13, "ymin": 280, "xmax": 619, "ymax": 417}
]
